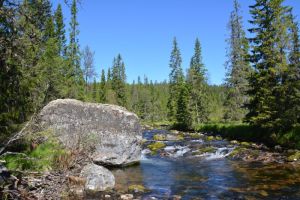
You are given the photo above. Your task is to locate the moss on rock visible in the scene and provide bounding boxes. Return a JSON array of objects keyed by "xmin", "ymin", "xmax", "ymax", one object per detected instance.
[
  {"xmin": 147, "ymin": 142, "xmax": 166, "ymax": 152},
  {"xmin": 128, "ymin": 184, "xmax": 146, "ymax": 193},
  {"xmin": 206, "ymin": 136, "xmax": 215, "ymax": 141},
  {"xmin": 190, "ymin": 133, "xmax": 202, "ymax": 139},
  {"xmin": 153, "ymin": 134, "xmax": 166, "ymax": 141},
  {"xmin": 241, "ymin": 141, "xmax": 251, "ymax": 147},
  {"xmin": 287, "ymin": 151, "xmax": 300, "ymax": 162}
]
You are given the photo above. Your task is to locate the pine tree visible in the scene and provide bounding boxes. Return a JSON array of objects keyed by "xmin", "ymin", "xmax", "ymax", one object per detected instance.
[
  {"xmin": 54, "ymin": 4, "xmax": 66, "ymax": 56},
  {"xmin": 17, "ymin": 0, "xmax": 54, "ymax": 113},
  {"xmin": 40, "ymin": 16, "xmax": 65, "ymax": 104},
  {"xmin": 66, "ymin": 0, "xmax": 84, "ymax": 100},
  {"xmin": 112, "ymin": 54, "xmax": 127, "ymax": 107},
  {"xmin": 149, "ymin": 80, "xmax": 159, "ymax": 123},
  {"xmin": 282, "ymin": 13, "xmax": 300, "ymax": 127},
  {"xmin": 99, "ymin": 69, "xmax": 107, "ymax": 103},
  {"xmin": 223, "ymin": 0, "xmax": 251, "ymax": 122},
  {"xmin": 187, "ymin": 38, "xmax": 209, "ymax": 124},
  {"xmin": 246, "ymin": 0, "xmax": 291, "ymax": 132},
  {"xmin": 167, "ymin": 37, "xmax": 184, "ymax": 121},
  {"xmin": 0, "ymin": 1, "xmax": 25, "ymax": 139},
  {"xmin": 176, "ymin": 82, "xmax": 192, "ymax": 130},
  {"xmin": 107, "ymin": 68, "xmax": 111, "ymax": 82}
]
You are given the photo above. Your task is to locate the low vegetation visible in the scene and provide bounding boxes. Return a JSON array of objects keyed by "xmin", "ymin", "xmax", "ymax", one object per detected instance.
[
  {"xmin": 2, "ymin": 130, "xmax": 72, "ymax": 172},
  {"xmin": 195, "ymin": 123, "xmax": 300, "ymax": 149}
]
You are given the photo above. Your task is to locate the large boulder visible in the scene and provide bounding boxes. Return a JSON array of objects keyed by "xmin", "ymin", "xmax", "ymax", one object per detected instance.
[
  {"xmin": 80, "ymin": 163, "xmax": 115, "ymax": 193},
  {"xmin": 35, "ymin": 99, "xmax": 142, "ymax": 166}
]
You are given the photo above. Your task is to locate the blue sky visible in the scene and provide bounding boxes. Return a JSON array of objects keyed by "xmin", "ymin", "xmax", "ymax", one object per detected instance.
[{"xmin": 52, "ymin": 0, "xmax": 300, "ymax": 85}]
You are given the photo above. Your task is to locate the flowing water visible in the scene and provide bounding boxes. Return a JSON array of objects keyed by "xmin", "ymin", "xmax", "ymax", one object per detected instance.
[{"xmin": 112, "ymin": 129, "xmax": 300, "ymax": 200}]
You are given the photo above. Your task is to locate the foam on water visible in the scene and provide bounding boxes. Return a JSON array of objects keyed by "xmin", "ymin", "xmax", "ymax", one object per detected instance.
[{"xmin": 204, "ymin": 147, "xmax": 235, "ymax": 160}]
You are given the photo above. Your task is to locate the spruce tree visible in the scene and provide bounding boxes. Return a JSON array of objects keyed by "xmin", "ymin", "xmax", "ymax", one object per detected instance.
[
  {"xmin": 99, "ymin": 69, "xmax": 107, "ymax": 103},
  {"xmin": 40, "ymin": 16, "xmax": 65, "ymax": 104},
  {"xmin": 187, "ymin": 38, "xmax": 209, "ymax": 124},
  {"xmin": 247, "ymin": 0, "xmax": 291, "ymax": 131},
  {"xmin": 54, "ymin": 4, "xmax": 66, "ymax": 56},
  {"xmin": 223, "ymin": 0, "xmax": 251, "ymax": 122},
  {"xmin": 283, "ymin": 13, "xmax": 300, "ymax": 127},
  {"xmin": 176, "ymin": 82, "xmax": 192, "ymax": 130},
  {"xmin": 167, "ymin": 37, "xmax": 184, "ymax": 121},
  {"xmin": 66, "ymin": 0, "xmax": 84, "ymax": 100},
  {"xmin": 0, "ymin": 1, "xmax": 25, "ymax": 139},
  {"xmin": 112, "ymin": 54, "xmax": 127, "ymax": 107}
]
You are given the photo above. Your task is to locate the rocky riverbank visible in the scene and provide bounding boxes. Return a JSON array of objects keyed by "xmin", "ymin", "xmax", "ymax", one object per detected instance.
[
  {"xmin": 1, "ymin": 100, "xmax": 300, "ymax": 199},
  {"xmin": 2, "ymin": 125, "xmax": 300, "ymax": 199},
  {"xmin": 141, "ymin": 126, "xmax": 300, "ymax": 164},
  {"xmin": 1, "ymin": 99, "xmax": 144, "ymax": 199}
]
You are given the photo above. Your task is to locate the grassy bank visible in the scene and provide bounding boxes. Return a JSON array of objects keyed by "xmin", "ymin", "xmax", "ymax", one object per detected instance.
[
  {"xmin": 142, "ymin": 121, "xmax": 300, "ymax": 149},
  {"xmin": 194, "ymin": 123, "xmax": 300, "ymax": 149},
  {"xmin": 1, "ymin": 130, "xmax": 71, "ymax": 172}
]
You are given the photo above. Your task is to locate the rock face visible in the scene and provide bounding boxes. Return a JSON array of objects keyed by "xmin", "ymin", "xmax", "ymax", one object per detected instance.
[
  {"xmin": 80, "ymin": 163, "xmax": 115, "ymax": 193},
  {"xmin": 35, "ymin": 99, "xmax": 142, "ymax": 166}
]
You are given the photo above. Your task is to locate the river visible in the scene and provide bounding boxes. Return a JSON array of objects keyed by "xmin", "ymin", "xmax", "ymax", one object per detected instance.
[{"xmin": 112, "ymin": 129, "xmax": 300, "ymax": 200}]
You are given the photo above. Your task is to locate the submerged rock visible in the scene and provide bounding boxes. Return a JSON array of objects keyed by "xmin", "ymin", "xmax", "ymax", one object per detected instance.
[
  {"xmin": 228, "ymin": 147, "xmax": 283, "ymax": 163},
  {"xmin": 80, "ymin": 163, "xmax": 115, "ymax": 193},
  {"xmin": 34, "ymin": 99, "xmax": 142, "ymax": 166}
]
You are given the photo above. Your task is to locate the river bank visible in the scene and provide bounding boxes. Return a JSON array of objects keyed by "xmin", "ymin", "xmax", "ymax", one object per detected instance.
[{"xmin": 2, "ymin": 127, "xmax": 300, "ymax": 199}]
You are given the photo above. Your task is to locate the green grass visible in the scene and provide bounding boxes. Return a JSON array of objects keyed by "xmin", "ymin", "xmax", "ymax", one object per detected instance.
[
  {"xmin": 277, "ymin": 126, "xmax": 300, "ymax": 149},
  {"xmin": 194, "ymin": 123, "xmax": 300, "ymax": 149},
  {"xmin": 3, "ymin": 130, "xmax": 68, "ymax": 172},
  {"xmin": 195, "ymin": 123, "xmax": 267, "ymax": 143}
]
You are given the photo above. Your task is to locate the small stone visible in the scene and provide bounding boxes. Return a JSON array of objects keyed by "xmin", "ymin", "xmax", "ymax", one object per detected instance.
[
  {"xmin": 120, "ymin": 194, "xmax": 134, "ymax": 200},
  {"xmin": 173, "ymin": 195, "xmax": 182, "ymax": 200},
  {"xmin": 80, "ymin": 163, "xmax": 115, "ymax": 193},
  {"xmin": 105, "ymin": 194, "xmax": 111, "ymax": 198}
]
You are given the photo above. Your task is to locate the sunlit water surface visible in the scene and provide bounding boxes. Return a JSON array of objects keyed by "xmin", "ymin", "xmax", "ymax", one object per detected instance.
[{"xmin": 112, "ymin": 130, "xmax": 300, "ymax": 200}]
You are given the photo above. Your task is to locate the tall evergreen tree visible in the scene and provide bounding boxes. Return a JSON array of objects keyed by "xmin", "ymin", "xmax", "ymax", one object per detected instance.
[
  {"xmin": 187, "ymin": 38, "xmax": 209, "ymax": 123},
  {"xmin": 54, "ymin": 4, "xmax": 66, "ymax": 56},
  {"xmin": 92, "ymin": 78, "xmax": 97, "ymax": 101},
  {"xmin": 0, "ymin": 1, "xmax": 26, "ymax": 139},
  {"xmin": 167, "ymin": 37, "xmax": 184, "ymax": 121},
  {"xmin": 99, "ymin": 69, "xmax": 107, "ymax": 103},
  {"xmin": 66, "ymin": 0, "xmax": 84, "ymax": 99},
  {"xmin": 224, "ymin": 0, "xmax": 251, "ymax": 122},
  {"xmin": 283, "ymin": 13, "xmax": 300, "ymax": 127},
  {"xmin": 112, "ymin": 54, "xmax": 127, "ymax": 107},
  {"xmin": 246, "ymin": 0, "xmax": 291, "ymax": 131},
  {"xmin": 176, "ymin": 82, "xmax": 192, "ymax": 130},
  {"xmin": 40, "ymin": 16, "xmax": 65, "ymax": 104}
]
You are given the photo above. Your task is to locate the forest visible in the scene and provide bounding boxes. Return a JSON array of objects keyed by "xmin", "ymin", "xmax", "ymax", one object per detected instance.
[{"xmin": 1, "ymin": 0, "xmax": 300, "ymax": 148}]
